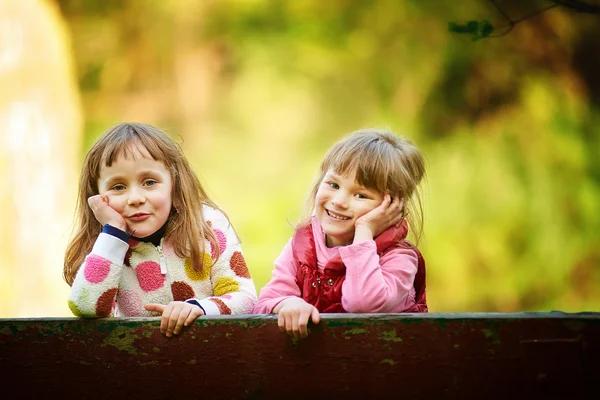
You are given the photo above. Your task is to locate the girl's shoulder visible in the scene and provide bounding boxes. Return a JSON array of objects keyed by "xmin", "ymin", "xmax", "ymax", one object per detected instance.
[{"xmin": 201, "ymin": 204, "xmax": 231, "ymax": 230}]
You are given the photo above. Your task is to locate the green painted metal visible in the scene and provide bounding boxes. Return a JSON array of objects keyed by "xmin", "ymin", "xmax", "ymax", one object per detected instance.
[{"xmin": 1, "ymin": 312, "xmax": 599, "ymax": 399}]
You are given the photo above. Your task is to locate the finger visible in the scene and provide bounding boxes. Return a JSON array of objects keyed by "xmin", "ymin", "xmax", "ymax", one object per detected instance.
[
  {"xmin": 382, "ymin": 194, "xmax": 392, "ymax": 207},
  {"xmin": 166, "ymin": 307, "xmax": 181, "ymax": 337},
  {"xmin": 297, "ymin": 312, "xmax": 310, "ymax": 338},
  {"xmin": 160, "ymin": 304, "xmax": 173, "ymax": 335},
  {"xmin": 184, "ymin": 307, "xmax": 202, "ymax": 327},
  {"xmin": 311, "ymin": 307, "xmax": 321, "ymax": 324},
  {"xmin": 285, "ymin": 314, "xmax": 295, "ymax": 337},
  {"xmin": 87, "ymin": 195, "xmax": 101, "ymax": 211},
  {"xmin": 278, "ymin": 313, "xmax": 286, "ymax": 332},
  {"xmin": 173, "ymin": 307, "xmax": 191, "ymax": 335},
  {"xmin": 144, "ymin": 303, "xmax": 166, "ymax": 313},
  {"xmin": 291, "ymin": 314, "xmax": 302, "ymax": 341}
]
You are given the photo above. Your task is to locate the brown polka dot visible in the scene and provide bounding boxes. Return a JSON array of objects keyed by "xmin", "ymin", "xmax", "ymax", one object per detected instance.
[
  {"xmin": 209, "ymin": 298, "xmax": 232, "ymax": 315},
  {"xmin": 171, "ymin": 281, "xmax": 195, "ymax": 301},
  {"xmin": 230, "ymin": 251, "xmax": 251, "ymax": 279},
  {"xmin": 96, "ymin": 288, "xmax": 118, "ymax": 316}
]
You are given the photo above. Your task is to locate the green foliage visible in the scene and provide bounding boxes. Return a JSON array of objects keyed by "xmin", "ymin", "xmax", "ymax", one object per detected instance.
[
  {"xmin": 59, "ymin": 0, "xmax": 600, "ymax": 312},
  {"xmin": 448, "ymin": 19, "xmax": 495, "ymax": 41}
]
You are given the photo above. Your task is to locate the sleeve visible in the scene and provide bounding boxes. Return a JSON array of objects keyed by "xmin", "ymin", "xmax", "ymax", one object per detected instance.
[
  {"xmin": 67, "ymin": 228, "xmax": 130, "ymax": 318},
  {"xmin": 186, "ymin": 210, "xmax": 257, "ymax": 315},
  {"xmin": 340, "ymin": 241, "xmax": 418, "ymax": 313},
  {"xmin": 252, "ymin": 239, "xmax": 301, "ymax": 314}
]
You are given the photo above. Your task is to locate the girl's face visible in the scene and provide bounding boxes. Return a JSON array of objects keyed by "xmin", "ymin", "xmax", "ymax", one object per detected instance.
[
  {"xmin": 315, "ymin": 168, "xmax": 383, "ymax": 247},
  {"xmin": 97, "ymin": 142, "xmax": 173, "ymax": 238}
]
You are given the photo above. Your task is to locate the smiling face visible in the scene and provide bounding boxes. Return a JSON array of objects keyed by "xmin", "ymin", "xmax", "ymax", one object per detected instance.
[
  {"xmin": 97, "ymin": 141, "xmax": 173, "ymax": 238},
  {"xmin": 315, "ymin": 168, "xmax": 384, "ymax": 247}
]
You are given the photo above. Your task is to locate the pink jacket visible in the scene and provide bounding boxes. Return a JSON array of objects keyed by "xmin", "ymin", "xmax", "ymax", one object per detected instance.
[{"xmin": 253, "ymin": 218, "xmax": 424, "ymax": 314}]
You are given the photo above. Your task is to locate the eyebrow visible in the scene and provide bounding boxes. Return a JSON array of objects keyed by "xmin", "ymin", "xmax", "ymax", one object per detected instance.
[
  {"xmin": 326, "ymin": 172, "xmax": 374, "ymax": 192},
  {"xmin": 101, "ymin": 170, "xmax": 162, "ymax": 185}
]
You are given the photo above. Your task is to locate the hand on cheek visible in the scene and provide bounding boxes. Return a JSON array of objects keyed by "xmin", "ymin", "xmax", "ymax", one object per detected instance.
[
  {"xmin": 88, "ymin": 194, "xmax": 128, "ymax": 232},
  {"xmin": 355, "ymin": 195, "xmax": 405, "ymax": 238}
]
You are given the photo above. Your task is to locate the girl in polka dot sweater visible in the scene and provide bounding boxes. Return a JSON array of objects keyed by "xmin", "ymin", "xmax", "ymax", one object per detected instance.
[{"xmin": 64, "ymin": 123, "xmax": 257, "ymax": 337}]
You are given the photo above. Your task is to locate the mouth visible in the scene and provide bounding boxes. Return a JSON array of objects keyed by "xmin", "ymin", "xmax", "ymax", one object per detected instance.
[
  {"xmin": 127, "ymin": 213, "xmax": 151, "ymax": 221},
  {"xmin": 326, "ymin": 209, "xmax": 350, "ymax": 221}
]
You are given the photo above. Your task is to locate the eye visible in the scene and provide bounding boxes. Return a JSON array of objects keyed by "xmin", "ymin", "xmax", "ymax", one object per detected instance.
[
  {"xmin": 143, "ymin": 179, "xmax": 157, "ymax": 187},
  {"xmin": 355, "ymin": 193, "xmax": 368, "ymax": 199},
  {"xmin": 111, "ymin": 184, "xmax": 126, "ymax": 191},
  {"xmin": 327, "ymin": 182, "xmax": 339, "ymax": 189}
]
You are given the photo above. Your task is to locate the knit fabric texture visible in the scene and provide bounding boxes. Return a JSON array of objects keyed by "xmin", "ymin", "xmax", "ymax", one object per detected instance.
[{"xmin": 68, "ymin": 206, "xmax": 257, "ymax": 317}]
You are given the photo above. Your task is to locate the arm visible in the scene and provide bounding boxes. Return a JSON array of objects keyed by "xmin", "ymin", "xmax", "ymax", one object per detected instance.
[
  {"xmin": 68, "ymin": 225, "xmax": 130, "ymax": 318},
  {"xmin": 254, "ymin": 239, "xmax": 320, "ymax": 340},
  {"xmin": 186, "ymin": 210, "xmax": 258, "ymax": 315},
  {"xmin": 252, "ymin": 239, "xmax": 301, "ymax": 314},
  {"xmin": 340, "ymin": 243, "xmax": 418, "ymax": 313}
]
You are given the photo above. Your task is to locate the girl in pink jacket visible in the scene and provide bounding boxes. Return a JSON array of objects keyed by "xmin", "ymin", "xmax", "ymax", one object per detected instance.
[{"xmin": 253, "ymin": 129, "xmax": 428, "ymax": 340}]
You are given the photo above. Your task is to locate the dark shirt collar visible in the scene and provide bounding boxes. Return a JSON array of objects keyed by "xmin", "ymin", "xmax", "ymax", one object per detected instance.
[{"xmin": 132, "ymin": 221, "xmax": 168, "ymax": 246}]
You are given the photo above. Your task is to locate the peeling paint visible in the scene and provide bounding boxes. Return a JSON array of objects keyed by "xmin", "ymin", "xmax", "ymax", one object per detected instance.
[
  {"xmin": 381, "ymin": 329, "xmax": 403, "ymax": 342},
  {"xmin": 102, "ymin": 326, "xmax": 141, "ymax": 355},
  {"xmin": 343, "ymin": 328, "xmax": 368, "ymax": 336},
  {"xmin": 481, "ymin": 329, "xmax": 500, "ymax": 344}
]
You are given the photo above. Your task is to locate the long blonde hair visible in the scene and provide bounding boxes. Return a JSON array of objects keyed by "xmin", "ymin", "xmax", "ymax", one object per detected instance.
[
  {"xmin": 300, "ymin": 128, "xmax": 426, "ymax": 244},
  {"xmin": 64, "ymin": 122, "xmax": 224, "ymax": 285}
]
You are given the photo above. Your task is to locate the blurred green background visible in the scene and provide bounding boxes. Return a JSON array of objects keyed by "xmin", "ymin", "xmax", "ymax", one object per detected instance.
[{"xmin": 1, "ymin": 0, "xmax": 599, "ymax": 317}]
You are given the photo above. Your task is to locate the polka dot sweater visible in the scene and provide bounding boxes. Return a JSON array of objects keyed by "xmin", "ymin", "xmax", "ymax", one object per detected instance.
[{"xmin": 68, "ymin": 206, "xmax": 257, "ymax": 317}]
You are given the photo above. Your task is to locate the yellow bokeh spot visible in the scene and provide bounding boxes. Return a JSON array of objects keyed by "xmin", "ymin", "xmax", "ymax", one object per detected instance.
[
  {"xmin": 67, "ymin": 300, "xmax": 83, "ymax": 317},
  {"xmin": 184, "ymin": 253, "xmax": 212, "ymax": 281},
  {"xmin": 214, "ymin": 277, "xmax": 239, "ymax": 297}
]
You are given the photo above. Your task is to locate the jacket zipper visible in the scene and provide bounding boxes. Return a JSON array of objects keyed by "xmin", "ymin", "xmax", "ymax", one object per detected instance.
[{"xmin": 157, "ymin": 239, "xmax": 167, "ymax": 275}]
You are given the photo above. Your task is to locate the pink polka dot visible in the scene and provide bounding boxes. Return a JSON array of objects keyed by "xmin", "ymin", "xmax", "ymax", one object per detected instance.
[
  {"xmin": 84, "ymin": 255, "xmax": 111, "ymax": 283},
  {"xmin": 210, "ymin": 229, "xmax": 227, "ymax": 258},
  {"xmin": 221, "ymin": 294, "xmax": 232, "ymax": 300},
  {"xmin": 117, "ymin": 290, "xmax": 143, "ymax": 316},
  {"xmin": 136, "ymin": 261, "xmax": 165, "ymax": 292}
]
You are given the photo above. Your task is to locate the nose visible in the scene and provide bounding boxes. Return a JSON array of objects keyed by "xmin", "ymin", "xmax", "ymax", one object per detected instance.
[
  {"xmin": 127, "ymin": 186, "xmax": 146, "ymax": 206},
  {"xmin": 331, "ymin": 191, "xmax": 349, "ymax": 209}
]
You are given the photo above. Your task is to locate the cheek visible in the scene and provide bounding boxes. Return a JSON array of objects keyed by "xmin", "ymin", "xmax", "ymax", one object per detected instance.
[
  {"xmin": 315, "ymin": 189, "xmax": 328, "ymax": 203},
  {"xmin": 157, "ymin": 192, "xmax": 173, "ymax": 212}
]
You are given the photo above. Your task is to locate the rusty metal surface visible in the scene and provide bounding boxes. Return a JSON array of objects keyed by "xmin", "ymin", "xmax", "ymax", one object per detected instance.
[{"xmin": 1, "ymin": 312, "xmax": 598, "ymax": 399}]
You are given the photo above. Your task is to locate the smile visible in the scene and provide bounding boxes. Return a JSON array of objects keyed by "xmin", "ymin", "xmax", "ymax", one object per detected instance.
[{"xmin": 326, "ymin": 210, "xmax": 350, "ymax": 221}]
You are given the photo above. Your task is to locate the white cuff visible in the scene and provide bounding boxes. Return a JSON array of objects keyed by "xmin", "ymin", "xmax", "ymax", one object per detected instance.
[
  {"xmin": 91, "ymin": 232, "xmax": 130, "ymax": 265},
  {"xmin": 196, "ymin": 298, "xmax": 221, "ymax": 316}
]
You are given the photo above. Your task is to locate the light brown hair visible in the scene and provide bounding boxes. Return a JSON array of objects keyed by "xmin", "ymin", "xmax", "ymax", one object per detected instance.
[
  {"xmin": 300, "ymin": 128, "xmax": 426, "ymax": 244},
  {"xmin": 64, "ymin": 123, "xmax": 225, "ymax": 285}
]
